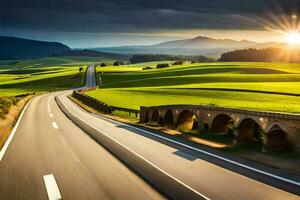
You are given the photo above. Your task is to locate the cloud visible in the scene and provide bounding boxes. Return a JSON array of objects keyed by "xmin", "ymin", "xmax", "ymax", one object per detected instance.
[
  {"xmin": 1, "ymin": 0, "xmax": 298, "ymax": 32},
  {"xmin": 0, "ymin": 0, "xmax": 298, "ymax": 47}
]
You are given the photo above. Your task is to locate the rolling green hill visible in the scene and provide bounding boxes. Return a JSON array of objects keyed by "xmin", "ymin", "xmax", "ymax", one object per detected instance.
[
  {"xmin": 0, "ymin": 36, "xmax": 70, "ymax": 59},
  {"xmin": 87, "ymin": 62, "xmax": 300, "ymax": 113},
  {"xmin": 0, "ymin": 57, "xmax": 94, "ymax": 96}
]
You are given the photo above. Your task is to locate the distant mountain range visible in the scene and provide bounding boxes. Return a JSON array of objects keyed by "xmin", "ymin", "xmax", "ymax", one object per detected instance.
[
  {"xmin": 91, "ymin": 36, "xmax": 279, "ymax": 58},
  {"xmin": 0, "ymin": 36, "xmax": 70, "ymax": 59},
  {"xmin": 0, "ymin": 35, "xmax": 280, "ymax": 60},
  {"xmin": 0, "ymin": 36, "xmax": 130, "ymax": 61}
]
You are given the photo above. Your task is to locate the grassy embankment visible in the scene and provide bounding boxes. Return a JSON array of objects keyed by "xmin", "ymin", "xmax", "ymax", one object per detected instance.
[
  {"xmin": 0, "ymin": 95, "xmax": 31, "ymax": 149},
  {"xmin": 88, "ymin": 62, "xmax": 300, "ymax": 114}
]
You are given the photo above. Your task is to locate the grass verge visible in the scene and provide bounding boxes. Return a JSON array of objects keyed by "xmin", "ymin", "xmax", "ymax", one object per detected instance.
[{"xmin": 0, "ymin": 95, "xmax": 32, "ymax": 150}]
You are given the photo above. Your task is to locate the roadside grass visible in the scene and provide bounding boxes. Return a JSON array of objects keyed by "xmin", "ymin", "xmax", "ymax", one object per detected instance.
[
  {"xmin": 0, "ymin": 95, "xmax": 32, "ymax": 150},
  {"xmin": 0, "ymin": 96, "xmax": 20, "ymax": 118}
]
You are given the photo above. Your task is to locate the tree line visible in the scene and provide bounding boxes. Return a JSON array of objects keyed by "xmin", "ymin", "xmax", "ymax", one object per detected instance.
[
  {"xmin": 130, "ymin": 54, "xmax": 214, "ymax": 64},
  {"xmin": 219, "ymin": 47, "xmax": 300, "ymax": 63}
]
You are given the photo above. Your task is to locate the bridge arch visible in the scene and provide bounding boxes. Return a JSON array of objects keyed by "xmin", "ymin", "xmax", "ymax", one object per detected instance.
[
  {"xmin": 176, "ymin": 110, "xmax": 199, "ymax": 132},
  {"xmin": 151, "ymin": 110, "xmax": 159, "ymax": 122},
  {"xmin": 265, "ymin": 124, "xmax": 290, "ymax": 151},
  {"xmin": 236, "ymin": 118, "xmax": 263, "ymax": 143},
  {"xmin": 210, "ymin": 114, "xmax": 234, "ymax": 135},
  {"xmin": 144, "ymin": 111, "xmax": 150, "ymax": 123},
  {"xmin": 164, "ymin": 109, "xmax": 174, "ymax": 128}
]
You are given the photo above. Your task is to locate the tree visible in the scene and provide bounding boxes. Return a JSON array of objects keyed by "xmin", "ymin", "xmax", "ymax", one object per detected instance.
[
  {"xmin": 173, "ymin": 61, "xmax": 183, "ymax": 65},
  {"xmin": 113, "ymin": 60, "xmax": 126, "ymax": 66},
  {"xmin": 113, "ymin": 61, "xmax": 120, "ymax": 66},
  {"xmin": 78, "ymin": 67, "xmax": 84, "ymax": 83},
  {"xmin": 218, "ymin": 47, "xmax": 300, "ymax": 63},
  {"xmin": 130, "ymin": 54, "xmax": 214, "ymax": 64},
  {"xmin": 157, "ymin": 63, "xmax": 169, "ymax": 68},
  {"xmin": 142, "ymin": 66, "xmax": 153, "ymax": 70}
]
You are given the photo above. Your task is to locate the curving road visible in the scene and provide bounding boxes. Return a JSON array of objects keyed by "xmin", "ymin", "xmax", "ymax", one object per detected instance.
[
  {"xmin": 0, "ymin": 65, "xmax": 299, "ymax": 200},
  {"xmin": 0, "ymin": 66, "xmax": 164, "ymax": 200},
  {"xmin": 85, "ymin": 64, "xmax": 97, "ymax": 88}
]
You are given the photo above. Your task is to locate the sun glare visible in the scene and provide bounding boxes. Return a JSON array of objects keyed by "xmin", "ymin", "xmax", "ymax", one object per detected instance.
[{"xmin": 286, "ymin": 32, "xmax": 300, "ymax": 45}]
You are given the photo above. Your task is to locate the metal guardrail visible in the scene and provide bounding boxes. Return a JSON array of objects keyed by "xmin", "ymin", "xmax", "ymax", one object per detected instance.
[
  {"xmin": 72, "ymin": 91, "xmax": 140, "ymax": 117},
  {"xmin": 73, "ymin": 91, "xmax": 112, "ymax": 114}
]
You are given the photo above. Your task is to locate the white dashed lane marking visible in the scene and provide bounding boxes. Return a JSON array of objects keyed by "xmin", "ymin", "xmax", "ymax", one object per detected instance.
[
  {"xmin": 52, "ymin": 122, "xmax": 59, "ymax": 130},
  {"xmin": 43, "ymin": 174, "xmax": 62, "ymax": 200}
]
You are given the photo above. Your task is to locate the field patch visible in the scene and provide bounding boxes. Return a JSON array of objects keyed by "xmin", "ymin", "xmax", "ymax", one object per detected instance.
[
  {"xmin": 87, "ymin": 88, "xmax": 300, "ymax": 113},
  {"xmin": 0, "ymin": 57, "xmax": 91, "ymax": 96},
  {"xmin": 89, "ymin": 62, "xmax": 300, "ymax": 113}
]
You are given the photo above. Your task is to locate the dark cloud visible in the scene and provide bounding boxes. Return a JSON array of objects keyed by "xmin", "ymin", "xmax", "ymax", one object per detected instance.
[
  {"xmin": 1, "ymin": 0, "xmax": 298, "ymax": 31},
  {"xmin": 0, "ymin": 0, "xmax": 298, "ymax": 46}
]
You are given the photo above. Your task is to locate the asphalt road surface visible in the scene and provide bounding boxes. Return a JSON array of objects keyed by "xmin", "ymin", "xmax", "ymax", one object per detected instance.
[
  {"xmin": 0, "ymin": 65, "xmax": 299, "ymax": 200},
  {"xmin": 0, "ymin": 66, "xmax": 164, "ymax": 200}
]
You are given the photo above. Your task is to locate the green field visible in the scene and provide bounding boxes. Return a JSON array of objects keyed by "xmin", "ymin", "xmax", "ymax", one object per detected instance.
[
  {"xmin": 87, "ymin": 62, "xmax": 300, "ymax": 113},
  {"xmin": 0, "ymin": 56, "xmax": 116, "ymax": 70},
  {"xmin": 0, "ymin": 57, "xmax": 94, "ymax": 96}
]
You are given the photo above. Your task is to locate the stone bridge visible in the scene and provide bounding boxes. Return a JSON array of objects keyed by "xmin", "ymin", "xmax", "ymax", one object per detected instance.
[{"xmin": 140, "ymin": 105, "xmax": 300, "ymax": 153}]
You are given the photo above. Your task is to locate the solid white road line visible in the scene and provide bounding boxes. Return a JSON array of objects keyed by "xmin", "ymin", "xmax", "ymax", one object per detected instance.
[
  {"xmin": 61, "ymin": 103, "xmax": 210, "ymax": 200},
  {"xmin": 43, "ymin": 174, "xmax": 62, "ymax": 200},
  {"xmin": 0, "ymin": 100, "xmax": 31, "ymax": 162},
  {"xmin": 52, "ymin": 122, "xmax": 59, "ymax": 130},
  {"xmin": 105, "ymin": 117, "xmax": 300, "ymax": 187}
]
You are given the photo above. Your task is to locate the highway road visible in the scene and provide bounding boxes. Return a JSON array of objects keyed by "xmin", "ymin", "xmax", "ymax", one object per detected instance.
[
  {"xmin": 0, "ymin": 65, "xmax": 299, "ymax": 200},
  {"xmin": 85, "ymin": 64, "xmax": 97, "ymax": 88},
  {"xmin": 0, "ymin": 66, "xmax": 164, "ymax": 200}
]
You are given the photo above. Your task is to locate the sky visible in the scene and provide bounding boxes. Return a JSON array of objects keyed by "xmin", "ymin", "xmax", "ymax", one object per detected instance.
[{"xmin": 0, "ymin": 0, "xmax": 299, "ymax": 48}]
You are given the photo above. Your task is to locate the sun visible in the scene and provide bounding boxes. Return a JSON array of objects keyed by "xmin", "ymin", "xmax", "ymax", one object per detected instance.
[{"xmin": 286, "ymin": 32, "xmax": 300, "ymax": 45}]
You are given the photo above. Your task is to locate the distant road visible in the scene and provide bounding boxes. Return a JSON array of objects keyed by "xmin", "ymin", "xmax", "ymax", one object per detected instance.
[
  {"xmin": 0, "ymin": 65, "xmax": 299, "ymax": 200},
  {"xmin": 85, "ymin": 64, "xmax": 97, "ymax": 88}
]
